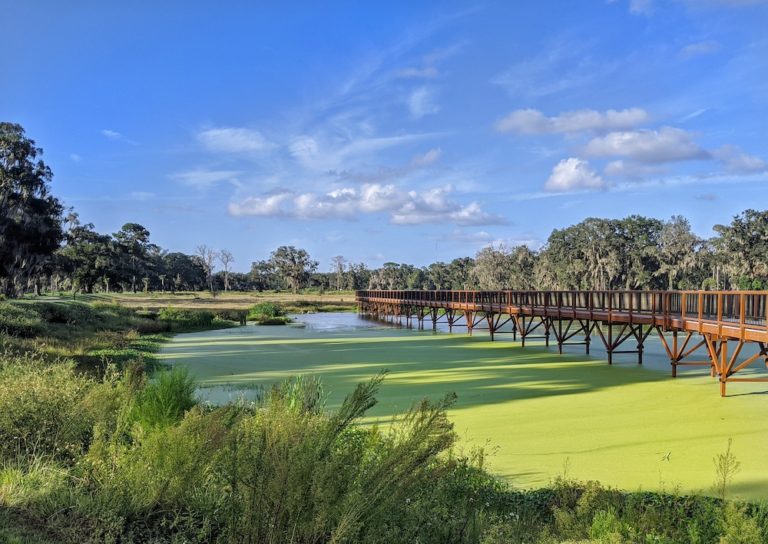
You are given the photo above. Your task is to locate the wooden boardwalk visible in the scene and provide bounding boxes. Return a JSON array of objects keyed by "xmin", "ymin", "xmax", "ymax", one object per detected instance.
[{"xmin": 355, "ymin": 290, "xmax": 768, "ymax": 396}]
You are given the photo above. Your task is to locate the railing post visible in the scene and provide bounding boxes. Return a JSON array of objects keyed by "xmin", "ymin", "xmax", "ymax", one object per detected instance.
[
  {"xmin": 740, "ymin": 293, "xmax": 746, "ymax": 340},
  {"xmin": 698, "ymin": 292, "xmax": 703, "ymax": 333},
  {"xmin": 681, "ymin": 292, "xmax": 687, "ymax": 325}
]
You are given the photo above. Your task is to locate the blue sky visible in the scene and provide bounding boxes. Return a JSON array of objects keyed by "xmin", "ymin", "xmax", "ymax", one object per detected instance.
[{"xmin": 2, "ymin": 1, "xmax": 767, "ymax": 272}]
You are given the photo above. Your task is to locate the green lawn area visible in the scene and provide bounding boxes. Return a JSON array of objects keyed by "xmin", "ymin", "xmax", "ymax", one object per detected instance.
[{"xmin": 158, "ymin": 317, "xmax": 768, "ymax": 500}]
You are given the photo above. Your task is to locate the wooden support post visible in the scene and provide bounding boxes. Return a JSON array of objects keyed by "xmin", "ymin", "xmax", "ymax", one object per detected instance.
[
  {"xmin": 672, "ymin": 330, "xmax": 678, "ymax": 377},
  {"xmin": 720, "ymin": 339, "xmax": 728, "ymax": 397},
  {"xmin": 465, "ymin": 311, "xmax": 474, "ymax": 336},
  {"xmin": 486, "ymin": 313, "xmax": 496, "ymax": 341},
  {"xmin": 584, "ymin": 321, "xmax": 591, "ymax": 355},
  {"xmin": 607, "ymin": 323, "xmax": 613, "ymax": 365}
]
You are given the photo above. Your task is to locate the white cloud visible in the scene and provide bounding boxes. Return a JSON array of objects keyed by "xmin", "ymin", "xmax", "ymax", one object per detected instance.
[
  {"xmin": 410, "ymin": 147, "xmax": 442, "ymax": 167},
  {"xmin": 69, "ymin": 153, "xmax": 81, "ymax": 162},
  {"xmin": 171, "ymin": 169, "xmax": 241, "ymax": 188},
  {"xmin": 101, "ymin": 129, "xmax": 122, "ymax": 140},
  {"xmin": 545, "ymin": 158, "xmax": 607, "ymax": 192},
  {"xmin": 228, "ymin": 192, "xmax": 293, "ymax": 217},
  {"xmin": 407, "ymin": 87, "xmax": 439, "ymax": 118},
  {"xmin": 198, "ymin": 127, "xmax": 274, "ymax": 153},
  {"xmin": 584, "ymin": 127, "xmax": 709, "ymax": 163},
  {"xmin": 679, "ymin": 40, "xmax": 721, "ymax": 59},
  {"xmin": 496, "ymin": 108, "xmax": 649, "ymax": 134},
  {"xmin": 603, "ymin": 159, "xmax": 663, "ymax": 178},
  {"xmin": 712, "ymin": 145, "xmax": 768, "ymax": 173},
  {"xmin": 229, "ymin": 183, "xmax": 505, "ymax": 226},
  {"xmin": 101, "ymin": 129, "xmax": 138, "ymax": 145}
]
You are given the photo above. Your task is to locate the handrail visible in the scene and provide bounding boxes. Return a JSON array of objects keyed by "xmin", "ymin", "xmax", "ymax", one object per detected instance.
[{"xmin": 355, "ymin": 290, "xmax": 768, "ymax": 337}]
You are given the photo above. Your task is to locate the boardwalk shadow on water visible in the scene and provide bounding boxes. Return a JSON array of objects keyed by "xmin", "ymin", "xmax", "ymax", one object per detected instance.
[{"xmin": 162, "ymin": 325, "xmax": 670, "ymax": 412}]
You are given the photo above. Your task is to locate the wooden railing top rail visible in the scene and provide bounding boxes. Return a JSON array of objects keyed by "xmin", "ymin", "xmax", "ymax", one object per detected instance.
[
  {"xmin": 356, "ymin": 289, "xmax": 768, "ymax": 296},
  {"xmin": 355, "ymin": 290, "xmax": 768, "ymax": 333}
]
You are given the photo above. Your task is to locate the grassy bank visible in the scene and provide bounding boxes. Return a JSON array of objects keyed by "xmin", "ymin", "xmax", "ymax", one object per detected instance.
[{"xmin": 47, "ymin": 290, "xmax": 358, "ymax": 313}]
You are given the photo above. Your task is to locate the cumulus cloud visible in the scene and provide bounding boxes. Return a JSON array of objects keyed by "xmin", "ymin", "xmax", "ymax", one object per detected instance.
[
  {"xmin": 584, "ymin": 126, "xmax": 709, "ymax": 163},
  {"xmin": 197, "ymin": 127, "xmax": 275, "ymax": 153},
  {"xmin": 228, "ymin": 183, "xmax": 505, "ymax": 226},
  {"xmin": 545, "ymin": 158, "xmax": 606, "ymax": 192},
  {"xmin": 171, "ymin": 169, "xmax": 241, "ymax": 188},
  {"xmin": 679, "ymin": 40, "xmax": 721, "ymax": 59},
  {"xmin": 407, "ymin": 87, "xmax": 439, "ymax": 118},
  {"xmin": 712, "ymin": 145, "xmax": 768, "ymax": 173},
  {"xmin": 496, "ymin": 108, "xmax": 649, "ymax": 134}
]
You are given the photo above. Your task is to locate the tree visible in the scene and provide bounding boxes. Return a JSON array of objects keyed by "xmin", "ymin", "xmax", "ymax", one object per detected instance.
[
  {"xmin": 471, "ymin": 244, "xmax": 535, "ymax": 290},
  {"xmin": 218, "ymin": 249, "xmax": 234, "ymax": 292},
  {"xmin": 164, "ymin": 252, "xmax": 207, "ymax": 291},
  {"xmin": 330, "ymin": 255, "xmax": 347, "ymax": 291},
  {"xmin": 114, "ymin": 223, "xmax": 154, "ymax": 293},
  {"xmin": 617, "ymin": 215, "xmax": 664, "ymax": 289},
  {"xmin": 426, "ymin": 262, "xmax": 451, "ymax": 289},
  {"xmin": 658, "ymin": 215, "xmax": 700, "ymax": 290},
  {"xmin": 195, "ymin": 245, "xmax": 218, "ymax": 293},
  {"xmin": 250, "ymin": 259, "xmax": 278, "ymax": 291},
  {"xmin": 447, "ymin": 257, "xmax": 474, "ymax": 289},
  {"xmin": 0, "ymin": 123, "xmax": 64, "ymax": 296},
  {"xmin": 713, "ymin": 210, "xmax": 768, "ymax": 289},
  {"xmin": 57, "ymin": 221, "xmax": 116, "ymax": 293},
  {"xmin": 345, "ymin": 262, "xmax": 370, "ymax": 290},
  {"xmin": 269, "ymin": 246, "xmax": 318, "ymax": 293}
]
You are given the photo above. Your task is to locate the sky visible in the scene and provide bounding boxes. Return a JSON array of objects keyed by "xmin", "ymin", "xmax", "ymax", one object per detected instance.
[{"xmin": 2, "ymin": 1, "xmax": 767, "ymax": 272}]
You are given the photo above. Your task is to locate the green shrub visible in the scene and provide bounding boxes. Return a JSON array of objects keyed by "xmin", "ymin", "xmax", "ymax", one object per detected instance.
[
  {"xmin": 247, "ymin": 302, "xmax": 284, "ymax": 320},
  {"xmin": 0, "ymin": 302, "xmax": 44, "ymax": 337},
  {"xmin": 130, "ymin": 367, "xmax": 197, "ymax": 429},
  {"xmin": 719, "ymin": 502, "xmax": 762, "ymax": 544},
  {"xmin": 0, "ymin": 353, "xmax": 93, "ymax": 462},
  {"xmin": 256, "ymin": 316, "xmax": 292, "ymax": 325},
  {"xmin": 158, "ymin": 307, "xmax": 215, "ymax": 329},
  {"xmin": 32, "ymin": 302, "xmax": 96, "ymax": 326}
]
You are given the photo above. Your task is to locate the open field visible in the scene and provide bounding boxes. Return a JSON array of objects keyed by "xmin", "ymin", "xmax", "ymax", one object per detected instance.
[
  {"xmin": 33, "ymin": 291, "xmax": 357, "ymax": 311},
  {"xmin": 160, "ymin": 314, "xmax": 768, "ymax": 501}
]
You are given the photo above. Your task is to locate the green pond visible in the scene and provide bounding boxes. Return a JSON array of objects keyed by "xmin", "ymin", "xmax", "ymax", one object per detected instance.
[{"xmin": 159, "ymin": 312, "xmax": 768, "ymax": 500}]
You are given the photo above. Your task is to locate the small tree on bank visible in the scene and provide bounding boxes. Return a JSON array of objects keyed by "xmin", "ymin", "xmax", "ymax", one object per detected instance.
[{"xmin": 218, "ymin": 249, "xmax": 234, "ymax": 292}]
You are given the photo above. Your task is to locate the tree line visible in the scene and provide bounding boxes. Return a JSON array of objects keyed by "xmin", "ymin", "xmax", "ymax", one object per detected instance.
[{"xmin": 2, "ymin": 122, "xmax": 767, "ymax": 297}]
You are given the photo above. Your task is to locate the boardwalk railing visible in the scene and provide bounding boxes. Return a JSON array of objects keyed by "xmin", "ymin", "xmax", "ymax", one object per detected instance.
[{"xmin": 355, "ymin": 290, "xmax": 768, "ymax": 396}]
